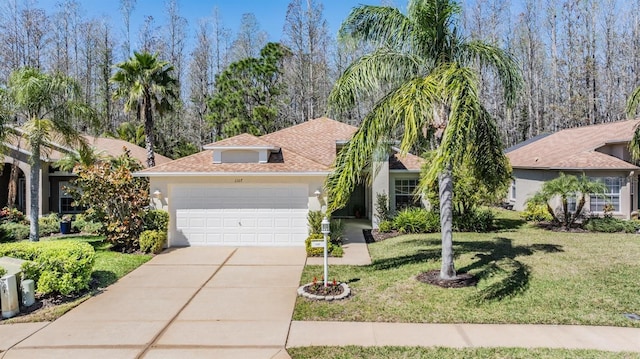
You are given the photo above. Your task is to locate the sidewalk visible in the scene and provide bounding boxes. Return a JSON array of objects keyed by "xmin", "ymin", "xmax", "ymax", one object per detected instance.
[
  {"xmin": 287, "ymin": 321, "xmax": 640, "ymax": 353},
  {"xmin": 306, "ymin": 219, "xmax": 372, "ymax": 266}
]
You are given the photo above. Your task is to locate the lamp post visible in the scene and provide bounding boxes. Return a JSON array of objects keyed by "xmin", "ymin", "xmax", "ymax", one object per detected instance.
[{"xmin": 321, "ymin": 216, "xmax": 330, "ymax": 287}]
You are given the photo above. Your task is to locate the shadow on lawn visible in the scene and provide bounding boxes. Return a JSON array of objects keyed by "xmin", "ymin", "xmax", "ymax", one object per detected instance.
[
  {"xmin": 372, "ymin": 235, "xmax": 564, "ymax": 301},
  {"xmin": 459, "ymin": 237, "xmax": 563, "ymax": 301}
]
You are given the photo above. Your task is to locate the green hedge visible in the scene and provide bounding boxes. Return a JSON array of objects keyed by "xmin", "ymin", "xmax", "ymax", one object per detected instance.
[
  {"xmin": 584, "ymin": 217, "xmax": 640, "ymax": 233},
  {"xmin": 0, "ymin": 222, "xmax": 29, "ymax": 241},
  {"xmin": 0, "ymin": 240, "xmax": 95, "ymax": 295},
  {"xmin": 139, "ymin": 230, "xmax": 167, "ymax": 254}
]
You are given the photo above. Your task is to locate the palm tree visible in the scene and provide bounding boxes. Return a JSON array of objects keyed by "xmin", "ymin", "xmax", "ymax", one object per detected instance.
[
  {"xmin": 526, "ymin": 173, "xmax": 606, "ymax": 229},
  {"xmin": 327, "ymin": 0, "xmax": 521, "ymax": 280},
  {"xmin": 111, "ymin": 51, "xmax": 178, "ymax": 168},
  {"xmin": 2, "ymin": 68, "xmax": 93, "ymax": 241}
]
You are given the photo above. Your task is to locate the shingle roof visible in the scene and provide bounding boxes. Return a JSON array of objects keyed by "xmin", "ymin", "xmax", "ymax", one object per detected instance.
[
  {"xmin": 4, "ymin": 132, "xmax": 169, "ymax": 168},
  {"xmin": 138, "ymin": 117, "xmax": 424, "ymax": 175},
  {"xmin": 84, "ymin": 136, "xmax": 172, "ymax": 167},
  {"xmin": 203, "ymin": 133, "xmax": 277, "ymax": 148},
  {"xmin": 507, "ymin": 119, "xmax": 640, "ymax": 170}
]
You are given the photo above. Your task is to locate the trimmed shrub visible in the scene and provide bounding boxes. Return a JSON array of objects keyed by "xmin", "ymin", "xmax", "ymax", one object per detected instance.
[
  {"xmin": 0, "ymin": 240, "xmax": 95, "ymax": 295},
  {"xmin": 331, "ymin": 246, "xmax": 344, "ymax": 257},
  {"xmin": 139, "ymin": 230, "xmax": 167, "ymax": 254},
  {"xmin": 39, "ymin": 213, "xmax": 61, "ymax": 237},
  {"xmin": 0, "ymin": 222, "xmax": 29, "ymax": 241},
  {"xmin": 584, "ymin": 217, "xmax": 640, "ymax": 233},
  {"xmin": 454, "ymin": 208, "xmax": 495, "ymax": 232},
  {"xmin": 0, "ymin": 266, "xmax": 5, "ymax": 277},
  {"xmin": 521, "ymin": 201, "xmax": 552, "ymax": 222},
  {"xmin": 374, "ymin": 192, "xmax": 391, "ymax": 223},
  {"xmin": 378, "ymin": 220, "xmax": 394, "ymax": 233},
  {"xmin": 144, "ymin": 210, "xmax": 169, "ymax": 233},
  {"xmin": 305, "ymin": 233, "xmax": 334, "ymax": 257}
]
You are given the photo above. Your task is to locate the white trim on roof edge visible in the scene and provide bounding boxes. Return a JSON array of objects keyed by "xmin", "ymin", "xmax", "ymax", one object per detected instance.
[{"xmin": 133, "ymin": 171, "xmax": 331, "ymax": 177}]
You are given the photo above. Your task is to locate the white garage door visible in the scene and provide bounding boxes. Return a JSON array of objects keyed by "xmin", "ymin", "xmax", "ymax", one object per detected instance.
[{"xmin": 170, "ymin": 184, "xmax": 308, "ymax": 246}]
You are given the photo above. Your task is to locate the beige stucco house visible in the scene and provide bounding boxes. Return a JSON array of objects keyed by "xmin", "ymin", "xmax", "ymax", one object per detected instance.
[
  {"xmin": 1, "ymin": 133, "xmax": 171, "ymax": 216},
  {"xmin": 506, "ymin": 119, "xmax": 640, "ymax": 219},
  {"xmin": 137, "ymin": 117, "xmax": 423, "ymax": 247}
]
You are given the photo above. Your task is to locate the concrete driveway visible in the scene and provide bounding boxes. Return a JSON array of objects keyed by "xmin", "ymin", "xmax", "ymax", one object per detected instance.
[{"xmin": 2, "ymin": 246, "xmax": 306, "ymax": 359}]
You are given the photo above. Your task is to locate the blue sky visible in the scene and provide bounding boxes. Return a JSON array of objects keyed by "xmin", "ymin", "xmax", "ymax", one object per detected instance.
[{"xmin": 38, "ymin": 0, "xmax": 389, "ymax": 43}]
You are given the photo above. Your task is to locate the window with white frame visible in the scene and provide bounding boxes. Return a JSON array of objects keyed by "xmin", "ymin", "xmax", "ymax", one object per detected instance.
[
  {"xmin": 589, "ymin": 177, "xmax": 623, "ymax": 212},
  {"xmin": 395, "ymin": 179, "xmax": 420, "ymax": 210}
]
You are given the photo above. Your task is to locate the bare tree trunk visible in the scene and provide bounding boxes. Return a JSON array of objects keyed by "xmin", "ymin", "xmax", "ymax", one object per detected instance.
[
  {"xmin": 439, "ymin": 165, "xmax": 456, "ymax": 279},
  {"xmin": 7, "ymin": 160, "xmax": 19, "ymax": 208}
]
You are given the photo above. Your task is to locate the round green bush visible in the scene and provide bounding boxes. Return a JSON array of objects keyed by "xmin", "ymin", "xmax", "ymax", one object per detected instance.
[
  {"xmin": 139, "ymin": 230, "xmax": 167, "ymax": 254},
  {"xmin": 144, "ymin": 210, "xmax": 169, "ymax": 232},
  {"xmin": 378, "ymin": 220, "xmax": 394, "ymax": 233}
]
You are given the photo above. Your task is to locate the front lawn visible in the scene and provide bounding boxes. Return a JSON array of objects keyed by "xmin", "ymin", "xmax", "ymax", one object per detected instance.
[
  {"xmin": 288, "ymin": 346, "xmax": 640, "ymax": 359},
  {"xmin": 1, "ymin": 235, "xmax": 152, "ymax": 324},
  {"xmin": 294, "ymin": 210, "xmax": 640, "ymax": 327}
]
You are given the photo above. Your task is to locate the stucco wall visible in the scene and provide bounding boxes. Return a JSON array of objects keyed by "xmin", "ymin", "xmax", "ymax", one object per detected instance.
[
  {"xmin": 149, "ymin": 175, "xmax": 327, "ymax": 214},
  {"xmin": 512, "ymin": 169, "xmax": 635, "ymax": 219}
]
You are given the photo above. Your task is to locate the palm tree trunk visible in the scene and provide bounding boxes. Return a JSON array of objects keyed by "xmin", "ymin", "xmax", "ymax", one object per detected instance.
[
  {"xmin": 29, "ymin": 143, "xmax": 40, "ymax": 242},
  {"xmin": 439, "ymin": 165, "xmax": 456, "ymax": 279},
  {"xmin": 143, "ymin": 95, "xmax": 156, "ymax": 168}
]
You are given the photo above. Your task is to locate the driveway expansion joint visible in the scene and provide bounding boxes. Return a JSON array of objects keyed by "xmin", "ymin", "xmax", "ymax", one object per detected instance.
[{"xmin": 134, "ymin": 248, "xmax": 238, "ymax": 359}]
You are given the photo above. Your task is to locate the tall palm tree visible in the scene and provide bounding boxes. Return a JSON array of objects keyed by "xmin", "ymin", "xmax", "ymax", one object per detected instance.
[
  {"xmin": 626, "ymin": 86, "xmax": 640, "ymax": 159},
  {"xmin": 111, "ymin": 51, "xmax": 178, "ymax": 168},
  {"xmin": 3, "ymin": 68, "xmax": 93, "ymax": 241},
  {"xmin": 327, "ymin": 0, "xmax": 521, "ymax": 280}
]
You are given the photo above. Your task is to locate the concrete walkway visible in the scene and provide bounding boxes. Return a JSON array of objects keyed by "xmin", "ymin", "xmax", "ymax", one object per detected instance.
[
  {"xmin": 1, "ymin": 246, "xmax": 306, "ymax": 359},
  {"xmin": 287, "ymin": 321, "xmax": 640, "ymax": 353},
  {"xmin": 306, "ymin": 219, "xmax": 372, "ymax": 266}
]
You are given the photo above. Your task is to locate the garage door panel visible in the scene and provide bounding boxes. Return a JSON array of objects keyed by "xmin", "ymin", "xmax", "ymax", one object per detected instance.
[{"xmin": 171, "ymin": 184, "xmax": 308, "ymax": 246}]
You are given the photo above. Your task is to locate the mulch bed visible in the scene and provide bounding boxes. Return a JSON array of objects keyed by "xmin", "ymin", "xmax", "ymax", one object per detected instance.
[
  {"xmin": 416, "ymin": 269, "xmax": 478, "ymax": 288},
  {"xmin": 363, "ymin": 229, "xmax": 400, "ymax": 243},
  {"xmin": 302, "ymin": 282, "xmax": 345, "ymax": 297}
]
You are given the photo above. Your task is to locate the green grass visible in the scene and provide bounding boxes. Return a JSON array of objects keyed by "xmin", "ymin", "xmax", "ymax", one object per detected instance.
[
  {"xmin": 294, "ymin": 209, "xmax": 640, "ymax": 327},
  {"xmin": 1, "ymin": 235, "xmax": 152, "ymax": 324},
  {"xmin": 287, "ymin": 346, "xmax": 640, "ymax": 359}
]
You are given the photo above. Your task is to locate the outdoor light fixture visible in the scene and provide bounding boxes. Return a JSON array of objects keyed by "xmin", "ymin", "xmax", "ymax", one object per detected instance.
[
  {"xmin": 314, "ymin": 189, "xmax": 322, "ymax": 198},
  {"xmin": 153, "ymin": 189, "xmax": 162, "ymax": 198},
  {"xmin": 321, "ymin": 217, "xmax": 330, "ymax": 234}
]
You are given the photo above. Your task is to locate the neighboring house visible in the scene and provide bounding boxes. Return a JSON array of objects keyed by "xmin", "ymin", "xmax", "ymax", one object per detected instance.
[
  {"xmin": 506, "ymin": 119, "xmax": 640, "ymax": 219},
  {"xmin": 1, "ymin": 134, "xmax": 171, "ymax": 216},
  {"xmin": 137, "ymin": 117, "xmax": 423, "ymax": 247}
]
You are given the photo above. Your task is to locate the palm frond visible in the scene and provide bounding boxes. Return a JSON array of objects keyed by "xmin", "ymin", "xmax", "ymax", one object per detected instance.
[
  {"xmin": 327, "ymin": 77, "xmax": 437, "ymax": 211},
  {"xmin": 461, "ymin": 40, "xmax": 522, "ymax": 108},
  {"xmin": 626, "ymin": 86, "xmax": 640, "ymax": 118},
  {"xmin": 328, "ymin": 48, "xmax": 423, "ymax": 115},
  {"xmin": 339, "ymin": 5, "xmax": 413, "ymax": 49}
]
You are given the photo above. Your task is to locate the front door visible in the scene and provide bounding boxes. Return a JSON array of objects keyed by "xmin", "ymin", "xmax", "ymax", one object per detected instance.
[{"xmin": 332, "ymin": 183, "xmax": 367, "ymax": 218}]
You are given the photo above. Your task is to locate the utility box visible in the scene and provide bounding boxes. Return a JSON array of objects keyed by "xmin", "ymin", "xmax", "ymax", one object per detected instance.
[
  {"xmin": 21, "ymin": 279, "xmax": 35, "ymax": 307},
  {"xmin": 0, "ymin": 256, "xmax": 28, "ymax": 306},
  {"xmin": 1, "ymin": 274, "xmax": 19, "ymax": 318}
]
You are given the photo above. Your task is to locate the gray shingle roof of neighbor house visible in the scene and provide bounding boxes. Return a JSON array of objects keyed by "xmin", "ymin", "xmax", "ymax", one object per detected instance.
[
  {"xmin": 506, "ymin": 119, "xmax": 640, "ymax": 170},
  {"xmin": 137, "ymin": 117, "xmax": 424, "ymax": 175}
]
